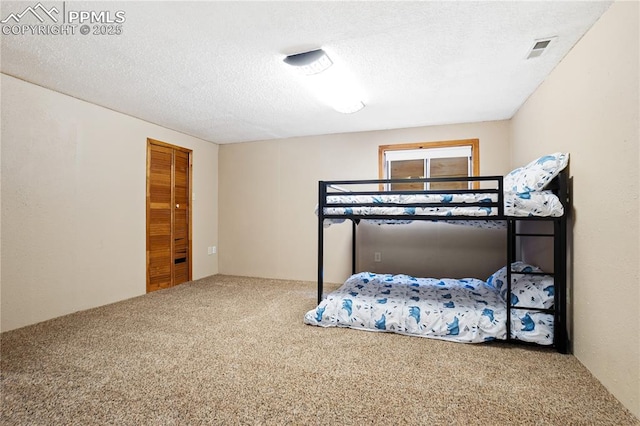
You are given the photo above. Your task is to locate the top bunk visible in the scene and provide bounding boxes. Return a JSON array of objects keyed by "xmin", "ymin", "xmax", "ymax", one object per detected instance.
[{"xmin": 318, "ymin": 152, "xmax": 569, "ymax": 224}]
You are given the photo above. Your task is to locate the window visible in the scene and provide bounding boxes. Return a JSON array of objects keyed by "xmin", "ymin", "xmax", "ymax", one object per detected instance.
[{"xmin": 378, "ymin": 139, "xmax": 479, "ymax": 191}]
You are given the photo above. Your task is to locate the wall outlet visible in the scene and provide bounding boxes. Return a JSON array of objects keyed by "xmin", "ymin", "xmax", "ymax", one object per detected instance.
[{"xmin": 374, "ymin": 252, "xmax": 381, "ymax": 262}]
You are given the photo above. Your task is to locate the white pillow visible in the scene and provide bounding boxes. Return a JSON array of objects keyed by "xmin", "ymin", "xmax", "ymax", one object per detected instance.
[
  {"xmin": 486, "ymin": 261, "xmax": 542, "ymax": 293},
  {"xmin": 504, "ymin": 153, "xmax": 569, "ymax": 193},
  {"xmin": 510, "ymin": 274, "xmax": 555, "ymax": 310},
  {"xmin": 485, "ymin": 262, "xmax": 554, "ymax": 309}
]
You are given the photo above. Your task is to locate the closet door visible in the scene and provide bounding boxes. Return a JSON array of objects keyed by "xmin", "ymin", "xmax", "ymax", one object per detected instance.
[
  {"xmin": 147, "ymin": 144, "xmax": 173, "ymax": 292},
  {"xmin": 173, "ymin": 150, "xmax": 190, "ymax": 285},
  {"xmin": 146, "ymin": 140, "xmax": 192, "ymax": 293}
]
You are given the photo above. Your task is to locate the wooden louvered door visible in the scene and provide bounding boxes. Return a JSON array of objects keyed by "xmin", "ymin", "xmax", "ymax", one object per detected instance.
[
  {"xmin": 173, "ymin": 150, "xmax": 190, "ymax": 285},
  {"xmin": 146, "ymin": 139, "xmax": 192, "ymax": 293}
]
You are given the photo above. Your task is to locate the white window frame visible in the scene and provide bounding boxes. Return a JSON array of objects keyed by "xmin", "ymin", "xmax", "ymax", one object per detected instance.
[{"xmin": 378, "ymin": 139, "xmax": 480, "ymax": 191}]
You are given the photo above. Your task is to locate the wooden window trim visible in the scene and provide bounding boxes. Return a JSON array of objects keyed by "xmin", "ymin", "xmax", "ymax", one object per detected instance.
[{"xmin": 378, "ymin": 139, "xmax": 480, "ymax": 189}]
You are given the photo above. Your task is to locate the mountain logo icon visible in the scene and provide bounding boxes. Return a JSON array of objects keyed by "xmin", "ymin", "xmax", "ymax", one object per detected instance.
[{"xmin": 1, "ymin": 3, "xmax": 60, "ymax": 24}]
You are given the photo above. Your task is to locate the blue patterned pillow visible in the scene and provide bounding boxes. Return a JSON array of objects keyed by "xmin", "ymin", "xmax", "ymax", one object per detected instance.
[
  {"xmin": 504, "ymin": 153, "xmax": 569, "ymax": 193},
  {"xmin": 510, "ymin": 274, "xmax": 555, "ymax": 309},
  {"xmin": 486, "ymin": 262, "xmax": 542, "ymax": 295}
]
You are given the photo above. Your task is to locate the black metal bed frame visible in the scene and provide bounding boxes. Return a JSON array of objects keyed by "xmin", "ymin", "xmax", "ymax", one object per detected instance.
[{"xmin": 317, "ymin": 169, "xmax": 570, "ymax": 353}]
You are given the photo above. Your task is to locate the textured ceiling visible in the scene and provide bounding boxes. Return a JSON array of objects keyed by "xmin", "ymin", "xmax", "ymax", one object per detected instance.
[{"xmin": 0, "ymin": 1, "xmax": 612, "ymax": 144}]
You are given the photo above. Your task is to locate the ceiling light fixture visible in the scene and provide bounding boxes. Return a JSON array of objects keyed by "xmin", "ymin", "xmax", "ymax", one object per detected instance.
[
  {"xmin": 283, "ymin": 48, "xmax": 365, "ymax": 114},
  {"xmin": 283, "ymin": 49, "xmax": 333, "ymax": 76}
]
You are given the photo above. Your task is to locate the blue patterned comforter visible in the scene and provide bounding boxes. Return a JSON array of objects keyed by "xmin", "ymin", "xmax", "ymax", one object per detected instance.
[
  {"xmin": 304, "ymin": 272, "xmax": 553, "ymax": 345},
  {"xmin": 322, "ymin": 191, "xmax": 563, "ymax": 220}
]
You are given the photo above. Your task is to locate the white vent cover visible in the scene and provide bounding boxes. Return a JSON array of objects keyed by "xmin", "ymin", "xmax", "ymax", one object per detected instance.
[{"xmin": 526, "ymin": 37, "xmax": 558, "ymax": 59}]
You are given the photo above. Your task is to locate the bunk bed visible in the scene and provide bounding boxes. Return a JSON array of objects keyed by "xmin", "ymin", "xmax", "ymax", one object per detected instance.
[{"xmin": 305, "ymin": 153, "xmax": 570, "ymax": 353}]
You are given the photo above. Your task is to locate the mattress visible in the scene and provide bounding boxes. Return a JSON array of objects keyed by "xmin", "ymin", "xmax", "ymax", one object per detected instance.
[
  {"xmin": 304, "ymin": 271, "xmax": 554, "ymax": 345},
  {"xmin": 321, "ymin": 190, "xmax": 564, "ymax": 225}
]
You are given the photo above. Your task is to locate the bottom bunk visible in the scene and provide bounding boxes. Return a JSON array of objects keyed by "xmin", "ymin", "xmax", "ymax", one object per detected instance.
[{"xmin": 304, "ymin": 262, "xmax": 555, "ymax": 346}]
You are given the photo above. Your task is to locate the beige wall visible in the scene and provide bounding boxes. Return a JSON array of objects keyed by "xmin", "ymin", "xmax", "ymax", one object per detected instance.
[
  {"xmin": 510, "ymin": 1, "xmax": 639, "ymax": 418},
  {"xmin": 219, "ymin": 121, "xmax": 510, "ymax": 284},
  {"xmin": 0, "ymin": 83, "xmax": 2, "ymax": 325},
  {"xmin": 0, "ymin": 74, "xmax": 219, "ymax": 332}
]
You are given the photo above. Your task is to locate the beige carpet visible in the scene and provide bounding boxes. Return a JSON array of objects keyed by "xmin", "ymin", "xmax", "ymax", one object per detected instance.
[{"xmin": 1, "ymin": 275, "xmax": 638, "ymax": 425}]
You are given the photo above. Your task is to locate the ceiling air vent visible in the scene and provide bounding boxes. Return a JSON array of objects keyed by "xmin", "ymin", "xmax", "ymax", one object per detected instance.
[{"xmin": 526, "ymin": 37, "xmax": 557, "ymax": 59}]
